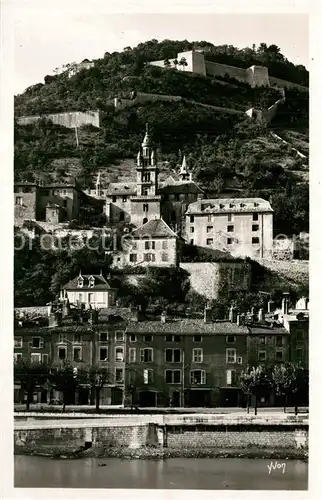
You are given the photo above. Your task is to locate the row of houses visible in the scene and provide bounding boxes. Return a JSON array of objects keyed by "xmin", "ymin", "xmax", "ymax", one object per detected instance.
[{"xmin": 14, "ymin": 295, "xmax": 309, "ymax": 408}]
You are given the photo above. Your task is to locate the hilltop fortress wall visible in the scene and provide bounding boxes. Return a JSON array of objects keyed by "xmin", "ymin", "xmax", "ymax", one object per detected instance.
[
  {"xmin": 149, "ymin": 50, "xmax": 308, "ymax": 92},
  {"xmin": 17, "ymin": 110, "xmax": 101, "ymax": 129}
]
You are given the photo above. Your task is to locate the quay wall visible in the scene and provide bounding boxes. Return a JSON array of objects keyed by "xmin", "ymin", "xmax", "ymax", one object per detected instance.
[{"xmin": 14, "ymin": 414, "xmax": 308, "ymax": 453}]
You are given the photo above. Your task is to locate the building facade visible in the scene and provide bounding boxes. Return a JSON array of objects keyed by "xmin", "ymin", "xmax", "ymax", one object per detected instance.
[
  {"xmin": 61, "ymin": 273, "xmax": 118, "ymax": 308},
  {"xmin": 185, "ymin": 197, "xmax": 273, "ymax": 259}
]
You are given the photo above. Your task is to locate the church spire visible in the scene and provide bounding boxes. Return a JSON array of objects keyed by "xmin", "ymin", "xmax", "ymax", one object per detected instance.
[
  {"xmin": 179, "ymin": 155, "xmax": 192, "ymax": 182},
  {"xmin": 142, "ymin": 122, "xmax": 151, "ymax": 147}
]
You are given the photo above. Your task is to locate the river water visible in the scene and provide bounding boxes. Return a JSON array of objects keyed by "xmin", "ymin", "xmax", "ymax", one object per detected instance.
[{"xmin": 14, "ymin": 456, "xmax": 308, "ymax": 489}]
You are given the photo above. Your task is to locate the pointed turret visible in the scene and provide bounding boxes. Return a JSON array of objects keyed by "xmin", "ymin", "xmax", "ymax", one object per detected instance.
[{"xmin": 179, "ymin": 155, "xmax": 192, "ymax": 182}]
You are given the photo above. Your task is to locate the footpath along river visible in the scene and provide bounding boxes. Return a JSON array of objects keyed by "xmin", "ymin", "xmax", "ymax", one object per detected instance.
[{"xmin": 14, "ymin": 456, "xmax": 308, "ymax": 490}]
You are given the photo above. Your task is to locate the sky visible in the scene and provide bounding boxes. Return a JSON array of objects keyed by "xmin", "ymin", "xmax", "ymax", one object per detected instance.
[{"xmin": 12, "ymin": 8, "xmax": 309, "ymax": 95}]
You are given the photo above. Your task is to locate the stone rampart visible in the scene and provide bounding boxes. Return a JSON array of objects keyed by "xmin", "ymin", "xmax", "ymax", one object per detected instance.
[{"xmin": 17, "ymin": 110, "xmax": 101, "ymax": 129}]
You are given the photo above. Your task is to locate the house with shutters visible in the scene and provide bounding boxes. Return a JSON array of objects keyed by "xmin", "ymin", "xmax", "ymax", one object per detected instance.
[
  {"xmin": 112, "ymin": 218, "xmax": 179, "ymax": 268},
  {"xmin": 61, "ymin": 273, "xmax": 117, "ymax": 308}
]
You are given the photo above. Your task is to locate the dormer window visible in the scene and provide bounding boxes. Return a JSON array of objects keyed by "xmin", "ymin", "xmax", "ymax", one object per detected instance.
[
  {"xmin": 88, "ymin": 277, "xmax": 95, "ymax": 288},
  {"xmin": 77, "ymin": 277, "xmax": 84, "ymax": 288}
]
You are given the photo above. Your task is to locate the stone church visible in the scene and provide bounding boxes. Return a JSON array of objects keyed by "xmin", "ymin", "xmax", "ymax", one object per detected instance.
[{"xmin": 103, "ymin": 124, "xmax": 204, "ymax": 233}]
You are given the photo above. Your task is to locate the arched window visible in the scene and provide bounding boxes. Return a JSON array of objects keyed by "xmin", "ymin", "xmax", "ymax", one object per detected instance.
[{"xmin": 143, "ymin": 217, "xmax": 148, "ymax": 224}]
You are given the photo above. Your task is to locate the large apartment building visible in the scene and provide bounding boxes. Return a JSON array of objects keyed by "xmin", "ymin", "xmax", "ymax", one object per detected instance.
[{"xmin": 185, "ymin": 197, "xmax": 273, "ymax": 259}]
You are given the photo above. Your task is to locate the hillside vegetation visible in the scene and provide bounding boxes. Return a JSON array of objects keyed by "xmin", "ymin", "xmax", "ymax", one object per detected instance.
[{"xmin": 14, "ymin": 39, "xmax": 309, "ymax": 236}]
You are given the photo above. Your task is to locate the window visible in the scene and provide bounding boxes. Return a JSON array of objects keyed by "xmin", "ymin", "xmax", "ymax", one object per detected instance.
[
  {"xmin": 162, "ymin": 240, "xmax": 168, "ymax": 249},
  {"xmin": 207, "ymin": 215, "xmax": 212, "ymax": 222},
  {"xmin": 161, "ymin": 252, "xmax": 168, "ymax": 261},
  {"xmin": 190, "ymin": 227, "xmax": 194, "ymax": 233},
  {"xmin": 143, "ymin": 335, "xmax": 153, "ymax": 342},
  {"xmin": 131, "ymin": 241, "xmax": 137, "ymax": 250},
  {"xmin": 276, "ymin": 336, "xmax": 283, "ymax": 347},
  {"xmin": 192, "ymin": 348, "xmax": 203, "ymax": 363},
  {"xmin": 142, "ymin": 187, "xmax": 149, "ymax": 196},
  {"xmin": 14, "ymin": 353, "xmax": 22, "ymax": 362},
  {"xmin": 58, "ymin": 347, "xmax": 67, "ymax": 360},
  {"xmin": 206, "ymin": 238, "xmax": 213, "ymax": 246},
  {"xmin": 226, "ymin": 348, "xmax": 236, "ymax": 363},
  {"xmin": 15, "ymin": 197, "xmax": 22, "ymax": 205},
  {"xmin": 165, "ymin": 348, "xmax": 181, "ymax": 363},
  {"xmin": 228, "ymin": 214, "xmax": 233, "ymax": 222},
  {"xmin": 190, "ymin": 215, "xmax": 194, "ymax": 223},
  {"xmin": 143, "ymin": 368, "xmax": 153, "ymax": 384},
  {"xmin": 226, "ymin": 369, "xmax": 236, "ymax": 386},
  {"xmin": 254, "ymin": 202, "xmax": 259, "ymax": 207},
  {"xmin": 190, "ymin": 239, "xmax": 194, "ymax": 245},
  {"xmin": 122, "ymin": 196, "xmax": 127, "ymax": 202},
  {"xmin": 252, "ymin": 224, "xmax": 259, "ymax": 232},
  {"xmin": 175, "ymin": 194, "xmax": 180, "ymax": 201},
  {"xmin": 143, "ymin": 204, "xmax": 149, "ymax": 212},
  {"xmin": 14, "ymin": 337, "xmax": 22, "ymax": 348},
  {"xmin": 206, "ymin": 226, "xmax": 213, "ymax": 233},
  {"xmin": 174, "ymin": 335, "xmax": 181, "ymax": 342},
  {"xmin": 144, "ymin": 240, "xmax": 155, "ymax": 250},
  {"xmin": 252, "ymin": 237, "xmax": 260, "ymax": 244},
  {"xmin": 259, "ymin": 336, "xmax": 266, "ymax": 345},
  {"xmin": 73, "ymin": 347, "xmax": 82, "ymax": 362},
  {"xmin": 62, "ymin": 189, "xmax": 67, "ymax": 196},
  {"xmin": 129, "ymin": 253, "xmax": 137, "ymax": 263},
  {"xmin": 227, "ymin": 225, "xmax": 234, "ymax": 233},
  {"xmin": 190, "ymin": 370, "xmax": 206, "ymax": 385},
  {"xmin": 143, "ymin": 173, "xmax": 150, "ymax": 182},
  {"xmin": 42, "ymin": 354, "xmax": 49, "ymax": 364},
  {"xmin": 32, "ymin": 337, "xmax": 42, "ymax": 348},
  {"xmin": 226, "ymin": 335, "xmax": 236, "ymax": 344},
  {"xmin": 165, "ymin": 335, "xmax": 173, "ymax": 342},
  {"xmin": 115, "ymin": 368, "xmax": 124, "ymax": 383},
  {"xmin": 143, "ymin": 253, "xmax": 155, "ymax": 262},
  {"xmin": 140, "ymin": 348, "xmax": 153, "ymax": 362},
  {"xmin": 115, "ymin": 347, "xmax": 124, "ymax": 361},
  {"xmin": 99, "ymin": 347, "xmax": 108, "ymax": 361},
  {"xmin": 193, "ymin": 335, "xmax": 202, "ymax": 342},
  {"xmin": 63, "ymin": 199, "xmax": 67, "ymax": 207},
  {"xmin": 129, "ymin": 348, "xmax": 136, "ymax": 362},
  {"xmin": 129, "ymin": 334, "xmax": 137, "ymax": 342},
  {"xmin": 258, "ymin": 350, "xmax": 267, "ymax": 361},
  {"xmin": 88, "ymin": 277, "xmax": 95, "ymax": 288},
  {"xmin": 296, "ymin": 348, "xmax": 303, "ymax": 361},
  {"xmin": 253, "ymin": 213, "xmax": 259, "ymax": 221},
  {"xmin": 112, "ymin": 196, "xmax": 117, "ymax": 202},
  {"xmin": 58, "ymin": 333, "xmax": 67, "ymax": 343},
  {"xmin": 227, "ymin": 238, "xmax": 233, "ymax": 245},
  {"xmin": 100, "ymin": 332, "xmax": 108, "ymax": 342},
  {"xmin": 275, "ymin": 350, "xmax": 283, "ymax": 362},
  {"xmin": 165, "ymin": 370, "xmax": 181, "ymax": 384},
  {"xmin": 77, "ymin": 278, "xmax": 84, "ymax": 288},
  {"xmin": 151, "ymin": 241, "xmax": 155, "ymax": 250},
  {"xmin": 116, "ymin": 330, "xmax": 125, "ymax": 342},
  {"xmin": 31, "ymin": 353, "xmax": 41, "ymax": 363}
]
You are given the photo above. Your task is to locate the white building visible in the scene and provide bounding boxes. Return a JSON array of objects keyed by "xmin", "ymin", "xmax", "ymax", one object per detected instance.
[
  {"xmin": 185, "ymin": 197, "xmax": 273, "ymax": 259},
  {"xmin": 61, "ymin": 273, "xmax": 117, "ymax": 308}
]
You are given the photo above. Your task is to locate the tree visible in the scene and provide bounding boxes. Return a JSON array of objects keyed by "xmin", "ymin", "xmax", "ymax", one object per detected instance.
[
  {"xmin": 14, "ymin": 359, "xmax": 50, "ymax": 410},
  {"xmin": 272, "ymin": 362, "xmax": 308, "ymax": 414},
  {"xmin": 239, "ymin": 365, "xmax": 272, "ymax": 415},
  {"xmin": 86, "ymin": 365, "xmax": 112, "ymax": 412},
  {"xmin": 178, "ymin": 57, "xmax": 188, "ymax": 71},
  {"xmin": 164, "ymin": 58, "xmax": 171, "ymax": 69},
  {"xmin": 50, "ymin": 362, "xmax": 79, "ymax": 412}
]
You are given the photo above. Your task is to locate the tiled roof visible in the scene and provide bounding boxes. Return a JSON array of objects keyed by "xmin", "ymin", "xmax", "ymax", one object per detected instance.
[
  {"xmin": 130, "ymin": 219, "xmax": 177, "ymax": 239},
  {"xmin": 248, "ymin": 323, "xmax": 288, "ymax": 335},
  {"xmin": 159, "ymin": 181, "xmax": 203, "ymax": 195},
  {"xmin": 126, "ymin": 319, "xmax": 249, "ymax": 335},
  {"xmin": 186, "ymin": 197, "xmax": 273, "ymax": 215},
  {"xmin": 63, "ymin": 274, "xmax": 115, "ymax": 290},
  {"xmin": 106, "ymin": 182, "xmax": 137, "ymax": 196}
]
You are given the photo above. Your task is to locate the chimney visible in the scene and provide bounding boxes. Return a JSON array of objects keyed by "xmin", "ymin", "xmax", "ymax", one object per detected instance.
[
  {"xmin": 130, "ymin": 305, "xmax": 140, "ymax": 322},
  {"xmin": 267, "ymin": 300, "xmax": 274, "ymax": 313},
  {"xmin": 258, "ymin": 308, "xmax": 265, "ymax": 322},
  {"xmin": 62, "ymin": 297, "xmax": 70, "ymax": 318},
  {"xmin": 161, "ymin": 310, "xmax": 167, "ymax": 324},
  {"xmin": 251, "ymin": 306, "xmax": 255, "ymax": 316},
  {"xmin": 48, "ymin": 302, "xmax": 53, "ymax": 317},
  {"xmin": 229, "ymin": 306, "xmax": 237, "ymax": 323},
  {"xmin": 236, "ymin": 314, "xmax": 241, "ymax": 326},
  {"xmin": 49, "ymin": 310, "xmax": 62, "ymax": 328},
  {"xmin": 204, "ymin": 305, "xmax": 212, "ymax": 324},
  {"xmin": 282, "ymin": 293, "xmax": 290, "ymax": 315}
]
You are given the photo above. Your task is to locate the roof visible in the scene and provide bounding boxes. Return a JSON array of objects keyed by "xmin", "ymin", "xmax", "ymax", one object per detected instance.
[
  {"xmin": 126, "ymin": 319, "xmax": 249, "ymax": 335},
  {"xmin": 106, "ymin": 182, "xmax": 137, "ymax": 196},
  {"xmin": 159, "ymin": 181, "xmax": 203, "ymax": 195},
  {"xmin": 248, "ymin": 323, "xmax": 288, "ymax": 335},
  {"xmin": 63, "ymin": 274, "xmax": 115, "ymax": 291},
  {"xmin": 130, "ymin": 218, "xmax": 177, "ymax": 239},
  {"xmin": 14, "ymin": 182, "xmax": 37, "ymax": 187},
  {"xmin": 186, "ymin": 197, "xmax": 273, "ymax": 215}
]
